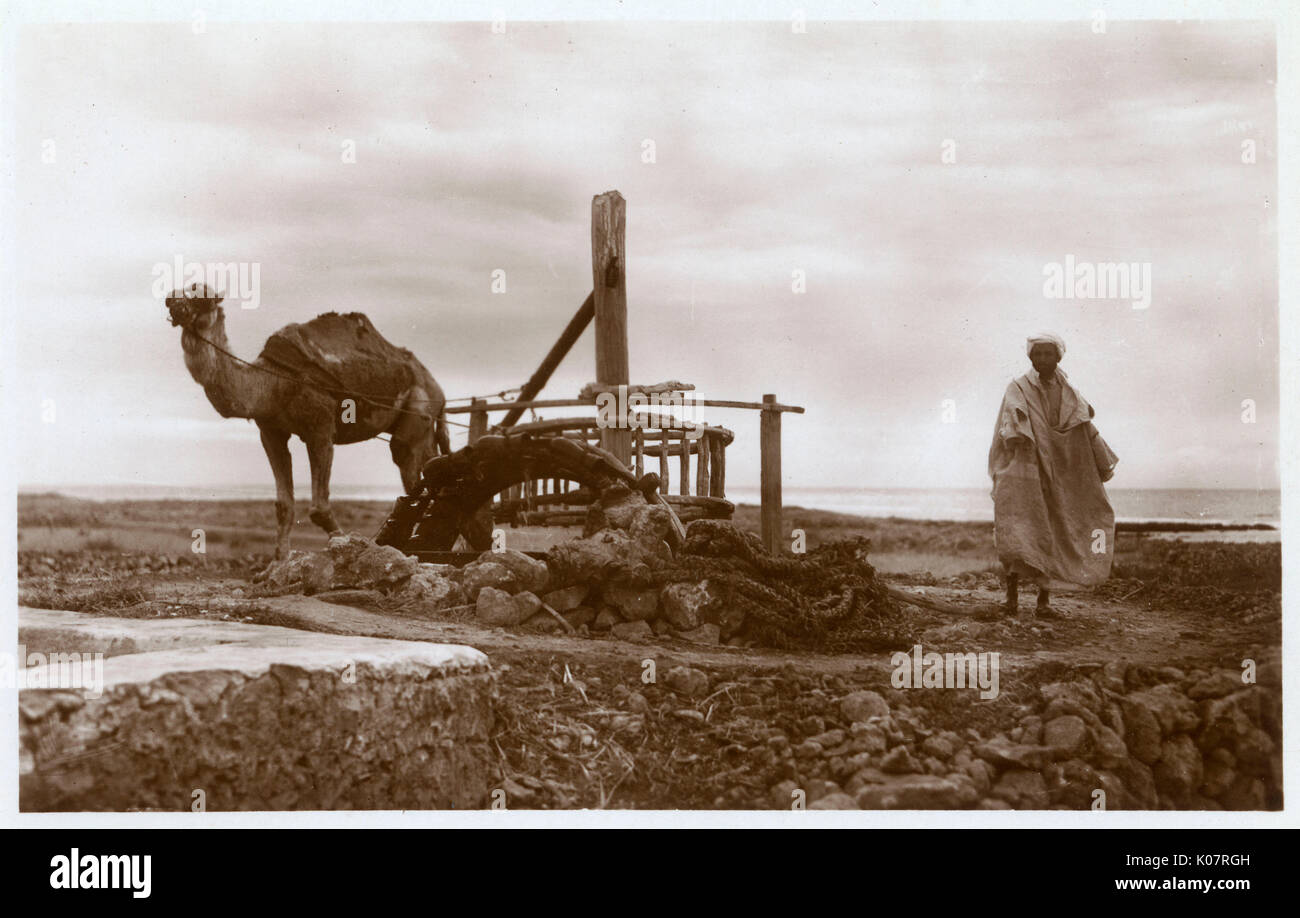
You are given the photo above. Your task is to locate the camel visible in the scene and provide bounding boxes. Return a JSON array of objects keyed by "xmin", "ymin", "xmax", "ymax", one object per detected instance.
[{"xmin": 165, "ymin": 282, "xmax": 452, "ymax": 559}]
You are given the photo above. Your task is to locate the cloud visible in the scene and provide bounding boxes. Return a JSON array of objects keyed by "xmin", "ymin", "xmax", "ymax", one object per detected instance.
[{"xmin": 9, "ymin": 19, "xmax": 1278, "ymax": 492}]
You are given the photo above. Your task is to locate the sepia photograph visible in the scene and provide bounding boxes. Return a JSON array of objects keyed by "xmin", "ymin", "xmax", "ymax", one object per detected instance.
[{"xmin": 1, "ymin": 0, "xmax": 1293, "ymax": 854}]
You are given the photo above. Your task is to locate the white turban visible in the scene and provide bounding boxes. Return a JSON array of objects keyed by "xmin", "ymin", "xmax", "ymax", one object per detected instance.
[{"xmin": 1026, "ymin": 333, "xmax": 1065, "ymax": 358}]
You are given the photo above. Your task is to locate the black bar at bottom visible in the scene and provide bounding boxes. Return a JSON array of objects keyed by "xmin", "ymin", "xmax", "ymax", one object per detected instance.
[{"xmin": 8, "ymin": 828, "xmax": 1284, "ymax": 905}]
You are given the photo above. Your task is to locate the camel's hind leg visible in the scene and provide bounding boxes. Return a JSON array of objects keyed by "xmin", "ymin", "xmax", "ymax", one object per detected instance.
[
  {"xmin": 305, "ymin": 436, "xmax": 342, "ymax": 537},
  {"xmin": 259, "ymin": 424, "xmax": 294, "ymax": 559}
]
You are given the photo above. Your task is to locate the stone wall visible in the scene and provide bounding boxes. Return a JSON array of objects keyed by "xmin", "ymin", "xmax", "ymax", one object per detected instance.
[{"xmin": 19, "ymin": 612, "xmax": 496, "ymax": 812}]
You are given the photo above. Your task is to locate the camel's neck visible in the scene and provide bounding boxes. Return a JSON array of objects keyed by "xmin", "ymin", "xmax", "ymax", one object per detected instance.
[{"xmin": 180, "ymin": 316, "xmax": 277, "ymax": 420}]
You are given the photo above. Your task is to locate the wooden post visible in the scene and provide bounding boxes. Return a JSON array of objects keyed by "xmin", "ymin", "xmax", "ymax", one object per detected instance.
[
  {"xmin": 468, "ymin": 398, "xmax": 488, "ymax": 445},
  {"xmin": 760, "ymin": 394, "xmax": 782, "ymax": 554},
  {"xmin": 679, "ymin": 437, "xmax": 691, "ymax": 495},
  {"xmin": 710, "ymin": 435, "xmax": 725, "ymax": 498},
  {"xmin": 495, "ymin": 387, "xmax": 517, "ymax": 509},
  {"xmin": 658, "ymin": 435, "xmax": 670, "ymax": 495},
  {"xmin": 695, "ymin": 431, "xmax": 710, "ymax": 497},
  {"xmin": 592, "ymin": 191, "xmax": 630, "ymax": 465},
  {"xmin": 634, "ymin": 426, "xmax": 644, "ymax": 478}
]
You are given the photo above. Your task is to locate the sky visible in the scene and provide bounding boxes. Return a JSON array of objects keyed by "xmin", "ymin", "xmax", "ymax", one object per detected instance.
[{"xmin": 5, "ymin": 19, "xmax": 1279, "ymax": 494}]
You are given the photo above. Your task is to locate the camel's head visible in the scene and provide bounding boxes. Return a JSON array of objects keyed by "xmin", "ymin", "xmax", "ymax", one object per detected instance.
[
  {"xmin": 391, "ymin": 412, "xmax": 448, "ymax": 495},
  {"xmin": 391, "ymin": 426, "xmax": 438, "ymax": 495},
  {"xmin": 165, "ymin": 283, "xmax": 225, "ymax": 331}
]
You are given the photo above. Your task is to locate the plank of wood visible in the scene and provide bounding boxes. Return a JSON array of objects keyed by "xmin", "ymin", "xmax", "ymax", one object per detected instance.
[
  {"xmin": 592, "ymin": 191, "xmax": 630, "ymax": 464},
  {"xmin": 686, "ymin": 398, "xmax": 805, "ymax": 413}
]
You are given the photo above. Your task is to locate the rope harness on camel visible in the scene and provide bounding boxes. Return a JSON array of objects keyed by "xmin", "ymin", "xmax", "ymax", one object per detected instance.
[{"xmin": 184, "ymin": 328, "xmax": 473, "ymax": 433}]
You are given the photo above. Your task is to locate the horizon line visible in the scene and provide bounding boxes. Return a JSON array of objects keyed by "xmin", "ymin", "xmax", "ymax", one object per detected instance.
[{"xmin": 17, "ymin": 483, "xmax": 1283, "ymax": 494}]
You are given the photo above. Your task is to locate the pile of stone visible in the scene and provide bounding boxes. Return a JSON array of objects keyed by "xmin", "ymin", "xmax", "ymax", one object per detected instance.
[
  {"xmin": 255, "ymin": 485, "xmax": 736, "ymax": 643},
  {"xmin": 443, "ymin": 484, "xmax": 734, "ymax": 643},
  {"xmin": 767, "ymin": 653, "xmax": 1282, "ymax": 810},
  {"xmin": 255, "ymin": 533, "xmax": 467, "ymax": 613}
]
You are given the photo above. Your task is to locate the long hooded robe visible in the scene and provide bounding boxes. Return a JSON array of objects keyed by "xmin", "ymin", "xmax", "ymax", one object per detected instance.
[{"xmin": 988, "ymin": 367, "xmax": 1119, "ymax": 588}]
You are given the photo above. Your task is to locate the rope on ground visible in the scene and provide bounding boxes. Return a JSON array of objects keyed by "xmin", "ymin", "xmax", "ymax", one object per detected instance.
[{"xmin": 652, "ymin": 521, "xmax": 917, "ymax": 652}]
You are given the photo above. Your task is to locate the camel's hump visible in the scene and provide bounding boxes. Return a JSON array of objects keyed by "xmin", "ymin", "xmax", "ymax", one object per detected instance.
[
  {"xmin": 270, "ymin": 312, "xmax": 416, "ymax": 359},
  {"xmin": 258, "ymin": 311, "xmax": 420, "ymax": 396}
]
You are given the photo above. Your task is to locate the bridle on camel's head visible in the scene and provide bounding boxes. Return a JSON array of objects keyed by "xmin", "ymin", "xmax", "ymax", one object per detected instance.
[{"xmin": 165, "ymin": 283, "xmax": 225, "ymax": 329}]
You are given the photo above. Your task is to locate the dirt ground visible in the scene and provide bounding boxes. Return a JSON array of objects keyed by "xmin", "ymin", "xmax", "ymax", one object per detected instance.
[{"xmin": 16, "ymin": 495, "xmax": 1282, "ymax": 809}]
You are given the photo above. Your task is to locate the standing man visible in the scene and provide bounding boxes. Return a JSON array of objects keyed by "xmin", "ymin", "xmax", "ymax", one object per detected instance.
[{"xmin": 988, "ymin": 333, "xmax": 1118, "ymax": 616}]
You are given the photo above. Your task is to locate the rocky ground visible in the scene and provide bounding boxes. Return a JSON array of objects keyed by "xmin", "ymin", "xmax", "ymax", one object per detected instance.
[{"xmin": 16, "ymin": 493, "xmax": 1283, "ymax": 811}]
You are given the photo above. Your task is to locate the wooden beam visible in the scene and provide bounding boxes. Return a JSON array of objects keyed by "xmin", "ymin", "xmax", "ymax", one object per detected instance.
[
  {"xmin": 592, "ymin": 191, "xmax": 630, "ymax": 465},
  {"xmin": 551, "ymin": 438, "xmax": 717, "ymax": 458},
  {"xmin": 498, "ymin": 293, "xmax": 596, "ymax": 429},
  {"xmin": 684, "ymin": 398, "xmax": 805, "ymax": 414},
  {"xmin": 446, "ymin": 396, "xmax": 803, "ymax": 415},
  {"xmin": 447, "ymin": 397, "xmax": 594, "ymax": 414},
  {"xmin": 760, "ymin": 393, "xmax": 783, "ymax": 554}
]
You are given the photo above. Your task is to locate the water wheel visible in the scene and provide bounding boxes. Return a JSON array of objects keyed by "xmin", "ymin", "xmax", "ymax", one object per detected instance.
[{"xmin": 374, "ymin": 431, "xmax": 678, "ymax": 552}]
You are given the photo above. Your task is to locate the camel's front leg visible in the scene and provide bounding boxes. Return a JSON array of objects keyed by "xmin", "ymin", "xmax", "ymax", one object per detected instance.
[
  {"xmin": 259, "ymin": 425, "xmax": 294, "ymax": 559},
  {"xmin": 305, "ymin": 436, "xmax": 342, "ymax": 537}
]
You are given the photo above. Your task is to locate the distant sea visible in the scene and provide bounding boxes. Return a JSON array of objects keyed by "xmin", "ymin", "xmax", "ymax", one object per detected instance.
[
  {"xmin": 724, "ymin": 486, "xmax": 1281, "ymax": 528},
  {"xmin": 23, "ymin": 484, "xmax": 1281, "ymax": 528}
]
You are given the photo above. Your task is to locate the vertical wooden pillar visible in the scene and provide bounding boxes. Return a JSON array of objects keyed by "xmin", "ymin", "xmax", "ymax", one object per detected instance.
[
  {"xmin": 695, "ymin": 431, "xmax": 711, "ymax": 497},
  {"xmin": 468, "ymin": 398, "xmax": 492, "ymax": 509},
  {"xmin": 679, "ymin": 434, "xmax": 691, "ymax": 496},
  {"xmin": 710, "ymin": 435, "xmax": 725, "ymax": 498},
  {"xmin": 468, "ymin": 398, "xmax": 487, "ymax": 445},
  {"xmin": 592, "ymin": 191, "xmax": 631, "ymax": 466},
  {"xmin": 760, "ymin": 394, "xmax": 782, "ymax": 554},
  {"xmin": 658, "ymin": 435, "xmax": 670, "ymax": 495}
]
